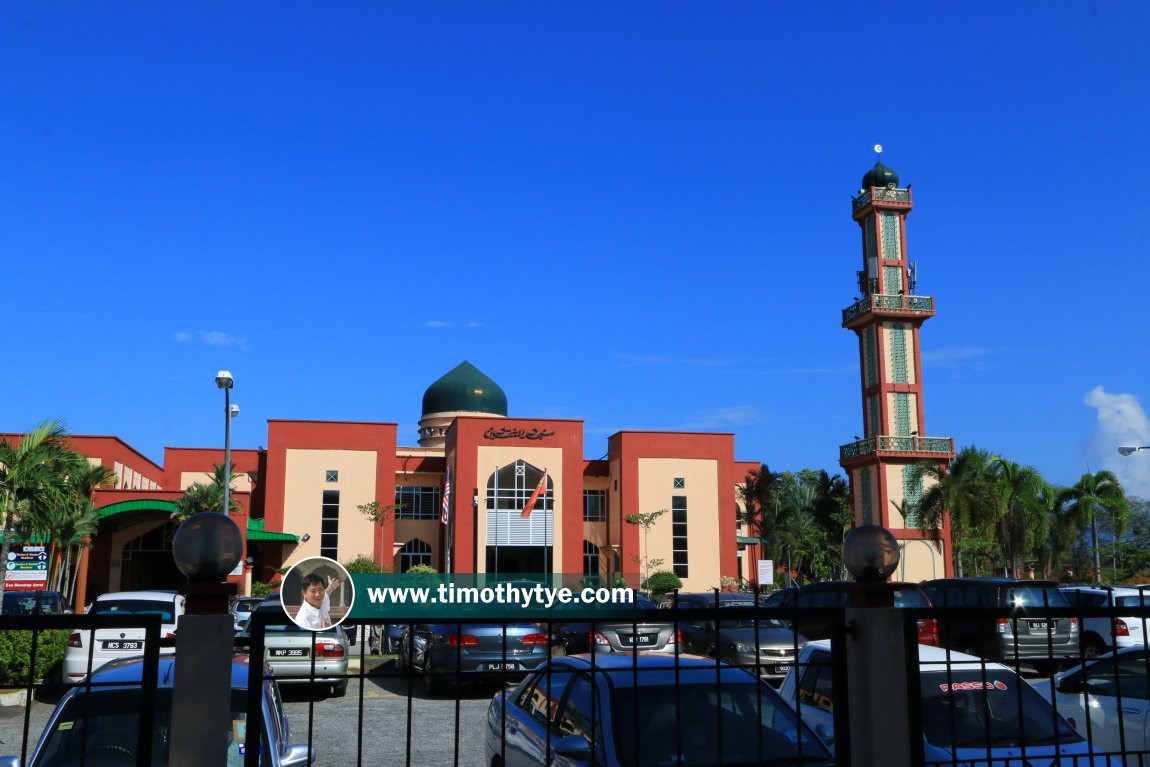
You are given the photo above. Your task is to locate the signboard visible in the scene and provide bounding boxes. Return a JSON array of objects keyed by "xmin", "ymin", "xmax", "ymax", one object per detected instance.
[
  {"xmin": 6, "ymin": 548, "xmax": 48, "ymax": 591},
  {"xmin": 756, "ymin": 559, "xmax": 774, "ymax": 587}
]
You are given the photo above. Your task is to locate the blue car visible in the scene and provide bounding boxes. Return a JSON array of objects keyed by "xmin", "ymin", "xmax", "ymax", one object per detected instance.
[
  {"xmin": 485, "ymin": 653, "xmax": 834, "ymax": 767},
  {"xmin": 0, "ymin": 654, "xmax": 314, "ymax": 767}
]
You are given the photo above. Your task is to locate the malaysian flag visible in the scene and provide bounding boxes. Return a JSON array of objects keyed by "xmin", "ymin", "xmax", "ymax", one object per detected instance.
[{"xmin": 441, "ymin": 467, "xmax": 452, "ymax": 525}]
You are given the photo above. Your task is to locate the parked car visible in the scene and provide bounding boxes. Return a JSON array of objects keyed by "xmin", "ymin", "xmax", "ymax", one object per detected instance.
[
  {"xmin": 767, "ymin": 580, "xmax": 939, "ymax": 646},
  {"xmin": 397, "ymin": 622, "xmax": 550, "ymax": 696},
  {"xmin": 920, "ymin": 578, "xmax": 1078, "ymax": 668},
  {"xmin": 1037, "ymin": 645, "xmax": 1150, "ymax": 754},
  {"xmin": 485, "ymin": 653, "xmax": 834, "ymax": 767},
  {"xmin": 62, "ymin": 590, "xmax": 185, "ymax": 682},
  {"xmin": 0, "ymin": 653, "xmax": 314, "ymax": 767},
  {"xmin": 1060, "ymin": 585, "xmax": 1149, "ymax": 658},
  {"xmin": 239, "ymin": 600, "xmax": 350, "ymax": 697},
  {"xmin": 1, "ymin": 590, "xmax": 68, "ymax": 615},
  {"xmin": 230, "ymin": 595, "xmax": 264, "ymax": 632},
  {"xmin": 543, "ymin": 594, "xmax": 666, "ymax": 655},
  {"xmin": 661, "ymin": 592, "xmax": 805, "ymax": 682},
  {"xmin": 779, "ymin": 640, "xmax": 1117, "ymax": 766}
]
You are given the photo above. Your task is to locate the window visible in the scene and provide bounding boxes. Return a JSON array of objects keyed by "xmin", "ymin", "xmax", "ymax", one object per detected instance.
[
  {"xmin": 672, "ymin": 496, "xmax": 688, "ymax": 578},
  {"xmin": 583, "ymin": 540, "xmax": 600, "ymax": 584},
  {"xmin": 583, "ymin": 490, "xmax": 606, "ymax": 522},
  {"xmin": 397, "ymin": 539, "xmax": 432, "ymax": 572},
  {"xmin": 557, "ymin": 675, "xmax": 603, "ymax": 761},
  {"xmin": 325, "ymin": 470, "xmax": 339, "ymax": 483},
  {"xmin": 673, "ymin": 477, "xmax": 685, "ymax": 489},
  {"xmin": 795, "ymin": 651, "xmax": 835, "ymax": 713},
  {"xmin": 394, "ymin": 487, "xmax": 442, "ymax": 519},
  {"xmin": 321, "ymin": 491, "xmax": 339, "ymax": 560},
  {"xmin": 516, "ymin": 669, "xmax": 573, "ymax": 726}
]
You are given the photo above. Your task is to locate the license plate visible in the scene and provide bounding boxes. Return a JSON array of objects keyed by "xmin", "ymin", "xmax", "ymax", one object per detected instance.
[
  {"xmin": 102, "ymin": 640, "xmax": 143, "ymax": 651},
  {"xmin": 622, "ymin": 634, "xmax": 657, "ymax": 646},
  {"xmin": 486, "ymin": 662, "xmax": 520, "ymax": 671},
  {"xmin": 270, "ymin": 648, "xmax": 308, "ymax": 657},
  {"xmin": 1028, "ymin": 620, "xmax": 1049, "ymax": 631},
  {"xmin": 772, "ymin": 664, "xmax": 792, "ymax": 675}
]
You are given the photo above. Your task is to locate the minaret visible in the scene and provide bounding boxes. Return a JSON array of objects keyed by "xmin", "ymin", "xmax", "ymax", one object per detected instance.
[{"xmin": 838, "ymin": 150, "xmax": 955, "ymax": 580}]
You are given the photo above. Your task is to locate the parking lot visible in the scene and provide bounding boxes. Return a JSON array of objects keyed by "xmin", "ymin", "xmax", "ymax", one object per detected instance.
[{"xmin": 0, "ymin": 657, "xmax": 497, "ymax": 766}]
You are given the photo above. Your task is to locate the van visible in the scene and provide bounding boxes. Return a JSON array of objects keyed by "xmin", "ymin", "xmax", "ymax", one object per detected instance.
[
  {"xmin": 1, "ymin": 590, "xmax": 68, "ymax": 615},
  {"xmin": 920, "ymin": 578, "xmax": 1077, "ymax": 667}
]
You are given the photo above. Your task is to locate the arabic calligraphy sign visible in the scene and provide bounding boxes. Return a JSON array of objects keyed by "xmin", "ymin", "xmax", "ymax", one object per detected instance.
[{"xmin": 483, "ymin": 427, "xmax": 556, "ymax": 441}]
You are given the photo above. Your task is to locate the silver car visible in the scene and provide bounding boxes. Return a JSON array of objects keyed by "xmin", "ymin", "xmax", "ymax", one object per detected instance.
[{"xmin": 240, "ymin": 601, "xmax": 350, "ymax": 697}]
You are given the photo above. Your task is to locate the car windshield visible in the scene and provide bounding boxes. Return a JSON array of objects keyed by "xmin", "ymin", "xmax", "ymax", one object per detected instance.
[
  {"xmin": 31, "ymin": 688, "xmax": 267, "ymax": 767},
  {"xmin": 90, "ymin": 600, "xmax": 175, "ymax": 622},
  {"xmin": 2, "ymin": 594, "xmax": 59, "ymax": 614},
  {"xmin": 1114, "ymin": 594, "xmax": 1150, "ymax": 608},
  {"xmin": 892, "ymin": 589, "xmax": 930, "ymax": 608},
  {"xmin": 920, "ymin": 670, "xmax": 1079, "ymax": 749},
  {"xmin": 251, "ymin": 611, "xmax": 340, "ymax": 635},
  {"xmin": 1009, "ymin": 586, "xmax": 1068, "ymax": 608},
  {"xmin": 611, "ymin": 682, "xmax": 830, "ymax": 766}
]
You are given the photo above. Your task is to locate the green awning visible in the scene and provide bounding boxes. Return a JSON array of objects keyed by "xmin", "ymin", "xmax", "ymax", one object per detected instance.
[
  {"xmin": 247, "ymin": 518, "xmax": 299, "ymax": 543},
  {"xmin": 737, "ymin": 536, "xmax": 769, "ymax": 545}
]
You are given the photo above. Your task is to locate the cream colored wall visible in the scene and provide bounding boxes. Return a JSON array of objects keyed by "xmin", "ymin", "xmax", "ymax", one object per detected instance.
[
  {"xmin": 178, "ymin": 470, "xmax": 253, "ymax": 494},
  {"xmin": 283, "ymin": 449, "xmax": 379, "ymax": 564},
  {"xmin": 898, "ymin": 539, "xmax": 943, "ymax": 582},
  {"xmin": 474, "ymin": 446, "xmax": 564, "ymax": 574},
  {"xmin": 636, "ymin": 457, "xmax": 720, "ymax": 591}
]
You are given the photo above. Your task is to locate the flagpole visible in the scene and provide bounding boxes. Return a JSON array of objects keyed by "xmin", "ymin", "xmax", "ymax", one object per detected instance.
[{"xmin": 493, "ymin": 466, "xmax": 500, "ymax": 576}]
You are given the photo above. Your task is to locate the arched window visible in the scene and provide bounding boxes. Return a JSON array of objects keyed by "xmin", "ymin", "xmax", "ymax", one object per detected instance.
[
  {"xmin": 583, "ymin": 540, "xmax": 600, "ymax": 584},
  {"xmin": 398, "ymin": 538, "xmax": 432, "ymax": 572}
]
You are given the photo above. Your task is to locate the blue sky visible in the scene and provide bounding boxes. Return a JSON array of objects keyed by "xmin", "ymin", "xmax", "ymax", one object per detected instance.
[{"xmin": 2, "ymin": 2, "xmax": 1148, "ymax": 499}]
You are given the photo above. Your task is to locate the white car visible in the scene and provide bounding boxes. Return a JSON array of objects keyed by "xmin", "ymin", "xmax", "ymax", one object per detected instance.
[
  {"xmin": 779, "ymin": 640, "xmax": 1119, "ymax": 767},
  {"xmin": 1036, "ymin": 645, "xmax": 1150, "ymax": 755},
  {"xmin": 1061, "ymin": 586, "xmax": 1149, "ymax": 657},
  {"xmin": 62, "ymin": 590, "xmax": 185, "ymax": 681}
]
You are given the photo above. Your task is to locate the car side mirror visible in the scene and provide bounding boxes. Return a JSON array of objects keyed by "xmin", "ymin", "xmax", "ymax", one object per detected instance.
[
  {"xmin": 552, "ymin": 734, "xmax": 593, "ymax": 760},
  {"xmin": 281, "ymin": 743, "xmax": 316, "ymax": 767}
]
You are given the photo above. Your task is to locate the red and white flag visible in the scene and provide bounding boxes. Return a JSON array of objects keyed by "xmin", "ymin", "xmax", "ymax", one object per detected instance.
[
  {"xmin": 441, "ymin": 467, "xmax": 452, "ymax": 525},
  {"xmin": 520, "ymin": 469, "xmax": 548, "ymax": 519}
]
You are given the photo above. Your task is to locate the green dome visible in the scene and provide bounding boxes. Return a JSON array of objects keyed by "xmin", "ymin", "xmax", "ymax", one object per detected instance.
[
  {"xmin": 862, "ymin": 160, "xmax": 899, "ymax": 190},
  {"xmin": 421, "ymin": 361, "xmax": 508, "ymax": 417}
]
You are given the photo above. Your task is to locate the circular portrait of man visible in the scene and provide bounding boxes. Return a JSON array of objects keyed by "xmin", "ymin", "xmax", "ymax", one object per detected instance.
[{"xmin": 280, "ymin": 556, "xmax": 354, "ymax": 630}]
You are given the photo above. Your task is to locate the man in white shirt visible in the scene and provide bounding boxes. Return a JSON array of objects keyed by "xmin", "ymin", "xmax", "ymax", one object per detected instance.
[{"xmin": 296, "ymin": 572, "xmax": 341, "ymax": 629}]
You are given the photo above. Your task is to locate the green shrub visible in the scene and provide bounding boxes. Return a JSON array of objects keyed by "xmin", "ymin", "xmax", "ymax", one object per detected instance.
[
  {"xmin": 0, "ymin": 629, "xmax": 68, "ymax": 687},
  {"xmin": 405, "ymin": 564, "xmax": 438, "ymax": 574},
  {"xmin": 644, "ymin": 571, "xmax": 683, "ymax": 600},
  {"xmin": 343, "ymin": 555, "xmax": 388, "ymax": 574},
  {"xmin": 250, "ymin": 581, "xmax": 277, "ymax": 598}
]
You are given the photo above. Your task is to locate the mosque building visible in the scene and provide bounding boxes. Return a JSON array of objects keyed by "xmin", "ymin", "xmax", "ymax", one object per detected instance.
[{"xmin": 16, "ymin": 159, "xmax": 955, "ymax": 608}]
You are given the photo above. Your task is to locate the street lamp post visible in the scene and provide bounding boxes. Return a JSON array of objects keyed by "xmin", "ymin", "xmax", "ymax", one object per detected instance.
[
  {"xmin": 215, "ymin": 371, "xmax": 235, "ymax": 514},
  {"xmin": 1118, "ymin": 446, "xmax": 1150, "ymax": 456}
]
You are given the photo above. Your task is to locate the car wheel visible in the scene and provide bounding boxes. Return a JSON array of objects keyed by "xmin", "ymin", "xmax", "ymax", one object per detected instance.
[
  {"xmin": 332, "ymin": 679, "xmax": 348, "ymax": 697},
  {"xmin": 1082, "ymin": 637, "xmax": 1106, "ymax": 660}
]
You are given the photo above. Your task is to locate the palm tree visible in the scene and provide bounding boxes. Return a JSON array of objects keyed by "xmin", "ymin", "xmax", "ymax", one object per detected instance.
[
  {"xmin": 174, "ymin": 463, "xmax": 242, "ymax": 520},
  {"xmin": 737, "ymin": 464, "xmax": 803, "ymax": 581},
  {"xmin": 806, "ymin": 470, "xmax": 852, "ymax": 579},
  {"xmin": 991, "ymin": 459, "xmax": 1043, "ymax": 577},
  {"xmin": 45, "ymin": 459, "xmax": 113, "ymax": 593},
  {"xmin": 912, "ymin": 446, "xmax": 999, "ymax": 577},
  {"xmin": 1058, "ymin": 470, "xmax": 1129, "ymax": 584},
  {"xmin": 0, "ymin": 420, "xmax": 73, "ymax": 599}
]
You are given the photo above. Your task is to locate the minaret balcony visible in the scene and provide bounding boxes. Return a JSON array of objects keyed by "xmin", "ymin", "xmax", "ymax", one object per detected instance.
[
  {"xmin": 842, "ymin": 294, "xmax": 935, "ymax": 327},
  {"xmin": 852, "ymin": 186, "xmax": 912, "ymax": 215},
  {"xmin": 839, "ymin": 435, "xmax": 955, "ymax": 464}
]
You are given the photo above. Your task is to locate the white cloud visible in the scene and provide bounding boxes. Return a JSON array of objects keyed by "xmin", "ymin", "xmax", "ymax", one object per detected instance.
[
  {"xmin": 1085, "ymin": 386, "xmax": 1150, "ymax": 499},
  {"xmin": 173, "ymin": 331, "xmax": 244, "ymax": 347},
  {"xmin": 423, "ymin": 320, "xmax": 451, "ymax": 328}
]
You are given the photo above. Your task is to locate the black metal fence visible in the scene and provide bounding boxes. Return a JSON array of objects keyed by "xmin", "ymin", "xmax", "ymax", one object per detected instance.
[{"xmin": 5, "ymin": 597, "xmax": 1150, "ymax": 766}]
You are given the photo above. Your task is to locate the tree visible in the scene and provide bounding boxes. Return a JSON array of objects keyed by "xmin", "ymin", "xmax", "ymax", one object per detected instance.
[
  {"xmin": 912, "ymin": 446, "xmax": 999, "ymax": 576},
  {"xmin": 625, "ymin": 510, "xmax": 666, "ymax": 590},
  {"xmin": 174, "ymin": 463, "xmax": 242, "ymax": 520},
  {"xmin": 0, "ymin": 420, "xmax": 73, "ymax": 599},
  {"xmin": 991, "ymin": 458, "xmax": 1043, "ymax": 577},
  {"xmin": 1058, "ymin": 470, "xmax": 1130, "ymax": 584}
]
